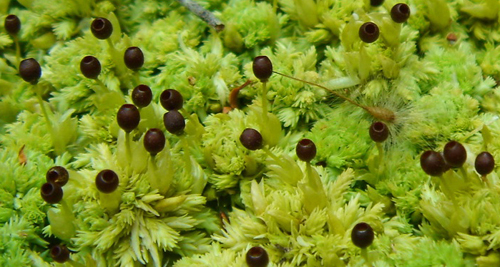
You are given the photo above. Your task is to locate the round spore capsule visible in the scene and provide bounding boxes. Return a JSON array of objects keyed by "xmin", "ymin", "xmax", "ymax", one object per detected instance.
[
  {"xmin": 369, "ymin": 121, "xmax": 389, "ymax": 143},
  {"xmin": 246, "ymin": 246, "xmax": 269, "ymax": 267},
  {"xmin": 5, "ymin": 14, "xmax": 21, "ymax": 35},
  {"xmin": 359, "ymin": 22, "xmax": 379, "ymax": 43},
  {"xmin": 443, "ymin": 141, "xmax": 467, "ymax": 168},
  {"xmin": 351, "ymin": 222, "xmax": 374, "ymax": 249},
  {"xmin": 117, "ymin": 104, "xmax": 140, "ymax": 133},
  {"xmin": 252, "ymin": 56, "xmax": 273, "ymax": 83},
  {"xmin": 80, "ymin": 56, "xmax": 101, "ymax": 79},
  {"xmin": 240, "ymin": 128, "xmax": 263, "ymax": 151},
  {"xmin": 91, "ymin": 17, "xmax": 113, "ymax": 40},
  {"xmin": 132, "ymin": 84, "xmax": 152, "ymax": 108},
  {"xmin": 144, "ymin": 128, "xmax": 166, "ymax": 156},
  {"xmin": 163, "ymin": 110, "xmax": 185, "ymax": 135},
  {"xmin": 124, "ymin": 47, "xmax": 144, "ymax": 70},
  {"xmin": 46, "ymin": 166, "xmax": 69, "ymax": 187},
  {"xmin": 50, "ymin": 245, "xmax": 70, "ymax": 263},
  {"xmin": 370, "ymin": 0, "xmax": 384, "ymax": 7},
  {"xmin": 95, "ymin": 169, "xmax": 119, "ymax": 193},
  {"xmin": 19, "ymin": 58, "xmax": 41, "ymax": 84},
  {"xmin": 296, "ymin": 139, "xmax": 317, "ymax": 162},
  {"xmin": 391, "ymin": 3, "xmax": 411, "ymax": 23},
  {"xmin": 160, "ymin": 89, "xmax": 183, "ymax": 111},
  {"xmin": 420, "ymin": 150, "xmax": 446, "ymax": 176},
  {"xmin": 475, "ymin": 152, "xmax": 495, "ymax": 176},
  {"xmin": 40, "ymin": 182, "xmax": 63, "ymax": 204}
]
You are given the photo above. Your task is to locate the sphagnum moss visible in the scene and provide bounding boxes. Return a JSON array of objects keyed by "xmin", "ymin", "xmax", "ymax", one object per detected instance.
[{"xmin": 1, "ymin": 0, "xmax": 500, "ymax": 266}]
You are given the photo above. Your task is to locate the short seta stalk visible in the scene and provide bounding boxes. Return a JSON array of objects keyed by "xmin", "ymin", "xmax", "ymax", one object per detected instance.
[
  {"xmin": 261, "ymin": 81, "xmax": 269, "ymax": 124},
  {"xmin": 14, "ymin": 35, "xmax": 20, "ymax": 68},
  {"xmin": 361, "ymin": 247, "xmax": 371, "ymax": 266},
  {"xmin": 125, "ymin": 132, "xmax": 132, "ymax": 164},
  {"xmin": 99, "ymin": 190, "xmax": 121, "ymax": 215},
  {"xmin": 68, "ymin": 259, "xmax": 86, "ymax": 267},
  {"xmin": 262, "ymin": 146, "xmax": 280, "ymax": 163},
  {"xmin": 179, "ymin": 135, "xmax": 193, "ymax": 171},
  {"xmin": 376, "ymin": 142, "xmax": 385, "ymax": 174},
  {"xmin": 47, "ymin": 199, "xmax": 76, "ymax": 241},
  {"xmin": 33, "ymin": 83, "xmax": 58, "ymax": 154},
  {"xmin": 106, "ymin": 38, "xmax": 128, "ymax": 81},
  {"xmin": 438, "ymin": 173, "xmax": 458, "ymax": 208},
  {"xmin": 148, "ymin": 154, "xmax": 159, "ymax": 192}
]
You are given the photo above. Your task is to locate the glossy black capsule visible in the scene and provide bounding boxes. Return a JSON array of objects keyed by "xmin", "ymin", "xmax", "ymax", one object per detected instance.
[
  {"xmin": 80, "ymin": 56, "xmax": 101, "ymax": 79},
  {"xmin": 252, "ymin": 56, "xmax": 273, "ymax": 83},
  {"xmin": 246, "ymin": 246, "xmax": 269, "ymax": 267},
  {"xmin": 50, "ymin": 245, "xmax": 70, "ymax": 263},
  {"xmin": 351, "ymin": 222, "xmax": 374, "ymax": 248},
  {"xmin": 46, "ymin": 166, "xmax": 69, "ymax": 187},
  {"xmin": 132, "ymin": 84, "xmax": 152, "ymax": 108},
  {"xmin": 160, "ymin": 89, "xmax": 183, "ymax": 111},
  {"xmin": 40, "ymin": 182, "xmax": 63, "ymax": 204},
  {"xmin": 91, "ymin": 17, "xmax": 113, "ymax": 40},
  {"xmin": 443, "ymin": 141, "xmax": 467, "ymax": 168},
  {"xmin": 475, "ymin": 152, "xmax": 495, "ymax": 176},
  {"xmin": 163, "ymin": 110, "xmax": 185, "ymax": 135},
  {"xmin": 95, "ymin": 170, "xmax": 119, "ymax": 193},
  {"xmin": 240, "ymin": 128, "xmax": 263, "ymax": 151},
  {"xmin": 117, "ymin": 104, "xmax": 140, "ymax": 133},
  {"xmin": 369, "ymin": 121, "xmax": 389, "ymax": 143},
  {"xmin": 420, "ymin": 150, "xmax": 446, "ymax": 176},
  {"xmin": 370, "ymin": 0, "xmax": 384, "ymax": 7},
  {"xmin": 144, "ymin": 128, "xmax": 166, "ymax": 156},
  {"xmin": 296, "ymin": 139, "xmax": 317, "ymax": 162},
  {"xmin": 391, "ymin": 3, "xmax": 411, "ymax": 23},
  {"xmin": 19, "ymin": 58, "xmax": 42, "ymax": 84},
  {"xmin": 359, "ymin": 22, "xmax": 379, "ymax": 43},
  {"xmin": 124, "ymin": 47, "xmax": 144, "ymax": 70},
  {"xmin": 5, "ymin": 14, "xmax": 21, "ymax": 35}
]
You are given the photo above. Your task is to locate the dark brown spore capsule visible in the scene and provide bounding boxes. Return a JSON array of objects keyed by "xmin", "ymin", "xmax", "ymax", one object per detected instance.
[
  {"xmin": 91, "ymin": 17, "xmax": 113, "ymax": 40},
  {"xmin": 359, "ymin": 22, "xmax": 379, "ymax": 43},
  {"xmin": 163, "ymin": 110, "xmax": 185, "ymax": 135},
  {"xmin": 46, "ymin": 166, "xmax": 69, "ymax": 187},
  {"xmin": 40, "ymin": 182, "xmax": 63, "ymax": 204},
  {"xmin": 5, "ymin": 14, "xmax": 21, "ymax": 35},
  {"xmin": 144, "ymin": 128, "xmax": 166, "ymax": 156},
  {"xmin": 420, "ymin": 150, "xmax": 446, "ymax": 176},
  {"xmin": 19, "ymin": 58, "xmax": 42, "ymax": 84},
  {"xmin": 370, "ymin": 0, "xmax": 384, "ymax": 7},
  {"xmin": 80, "ymin": 56, "xmax": 101, "ymax": 79},
  {"xmin": 240, "ymin": 128, "xmax": 263, "ymax": 151},
  {"xmin": 160, "ymin": 89, "xmax": 183, "ymax": 111},
  {"xmin": 351, "ymin": 222, "xmax": 375, "ymax": 249},
  {"xmin": 369, "ymin": 121, "xmax": 389, "ymax": 143},
  {"xmin": 117, "ymin": 104, "xmax": 140, "ymax": 133},
  {"xmin": 391, "ymin": 3, "xmax": 411, "ymax": 23},
  {"xmin": 132, "ymin": 84, "xmax": 152, "ymax": 108},
  {"xmin": 124, "ymin": 47, "xmax": 144, "ymax": 70},
  {"xmin": 443, "ymin": 141, "xmax": 467, "ymax": 168},
  {"xmin": 50, "ymin": 245, "xmax": 70, "ymax": 263},
  {"xmin": 246, "ymin": 246, "xmax": 269, "ymax": 267},
  {"xmin": 252, "ymin": 56, "xmax": 273, "ymax": 83},
  {"xmin": 296, "ymin": 139, "xmax": 317, "ymax": 162},
  {"xmin": 475, "ymin": 152, "xmax": 495, "ymax": 176},
  {"xmin": 95, "ymin": 169, "xmax": 119, "ymax": 193}
]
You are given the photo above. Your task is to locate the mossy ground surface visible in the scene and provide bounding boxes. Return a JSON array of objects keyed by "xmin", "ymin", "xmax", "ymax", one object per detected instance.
[{"xmin": 1, "ymin": 0, "xmax": 500, "ymax": 266}]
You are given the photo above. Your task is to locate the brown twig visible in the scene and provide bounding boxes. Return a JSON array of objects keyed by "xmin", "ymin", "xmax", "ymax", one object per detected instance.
[
  {"xmin": 176, "ymin": 0, "xmax": 225, "ymax": 32},
  {"xmin": 229, "ymin": 79, "xmax": 252, "ymax": 109}
]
